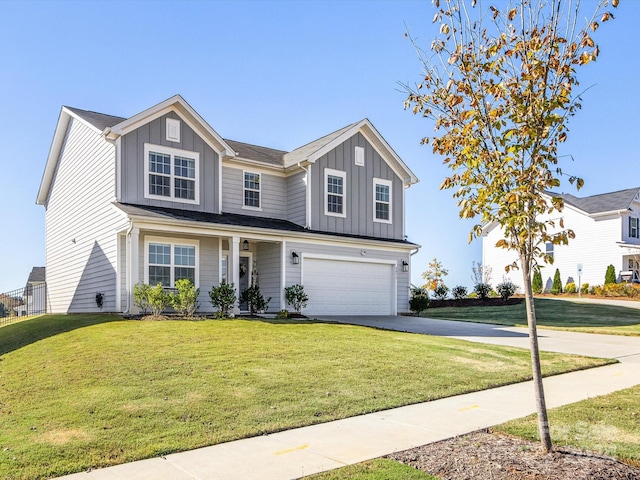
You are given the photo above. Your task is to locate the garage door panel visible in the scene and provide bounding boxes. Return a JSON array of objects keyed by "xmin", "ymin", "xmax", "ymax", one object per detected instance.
[{"xmin": 303, "ymin": 258, "xmax": 394, "ymax": 316}]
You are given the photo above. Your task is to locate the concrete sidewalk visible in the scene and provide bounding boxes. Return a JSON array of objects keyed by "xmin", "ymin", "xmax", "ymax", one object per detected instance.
[{"xmin": 57, "ymin": 318, "xmax": 640, "ymax": 480}]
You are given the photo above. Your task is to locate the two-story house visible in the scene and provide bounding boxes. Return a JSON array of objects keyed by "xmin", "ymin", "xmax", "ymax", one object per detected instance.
[
  {"xmin": 36, "ymin": 95, "xmax": 419, "ymax": 316},
  {"xmin": 482, "ymin": 187, "xmax": 640, "ymax": 291}
]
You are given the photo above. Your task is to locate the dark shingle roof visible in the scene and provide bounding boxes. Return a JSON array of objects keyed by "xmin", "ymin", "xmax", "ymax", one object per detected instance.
[
  {"xmin": 115, "ymin": 203, "xmax": 416, "ymax": 246},
  {"xmin": 27, "ymin": 266, "xmax": 45, "ymax": 284},
  {"xmin": 224, "ymin": 139, "xmax": 286, "ymax": 167},
  {"xmin": 559, "ymin": 187, "xmax": 640, "ymax": 214},
  {"xmin": 65, "ymin": 106, "xmax": 126, "ymax": 131}
]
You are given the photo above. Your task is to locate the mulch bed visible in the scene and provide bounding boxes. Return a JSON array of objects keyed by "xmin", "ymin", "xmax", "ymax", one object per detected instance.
[
  {"xmin": 428, "ymin": 297, "xmax": 524, "ymax": 308},
  {"xmin": 387, "ymin": 431, "xmax": 640, "ymax": 480}
]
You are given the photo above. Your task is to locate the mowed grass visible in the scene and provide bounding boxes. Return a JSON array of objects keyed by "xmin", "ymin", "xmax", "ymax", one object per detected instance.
[
  {"xmin": 495, "ymin": 384, "xmax": 640, "ymax": 465},
  {"xmin": 0, "ymin": 315, "xmax": 612, "ymax": 479},
  {"xmin": 421, "ymin": 298, "xmax": 640, "ymax": 335},
  {"xmin": 304, "ymin": 458, "xmax": 439, "ymax": 480}
]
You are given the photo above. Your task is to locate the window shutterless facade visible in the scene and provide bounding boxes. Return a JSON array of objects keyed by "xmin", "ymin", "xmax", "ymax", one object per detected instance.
[
  {"xmin": 145, "ymin": 237, "xmax": 199, "ymax": 287},
  {"xmin": 373, "ymin": 178, "xmax": 392, "ymax": 224},
  {"xmin": 630, "ymin": 217, "xmax": 639, "ymax": 239},
  {"xmin": 324, "ymin": 168, "xmax": 346, "ymax": 217},
  {"xmin": 545, "ymin": 242, "xmax": 554, "ymax": 260},
  {"xmin": 144, "ymin": 143, "xmax": 199, "ymax": 204},
  {"xmin": 243, "ymin": 172, "xmax": 261, "ymax": 209}
]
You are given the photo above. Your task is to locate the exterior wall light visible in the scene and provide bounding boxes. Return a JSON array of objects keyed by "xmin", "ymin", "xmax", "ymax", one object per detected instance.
[
  {"xmin": 292, "ymin": 251, "xmax": 300, "ymax": 264},
  {"xmin": 402, "ymin": 260, "xmax": 409, "ymax": 272},
  {"xmin": 242, "ymin": 240, "xmax": 249, "ymax": 251}
]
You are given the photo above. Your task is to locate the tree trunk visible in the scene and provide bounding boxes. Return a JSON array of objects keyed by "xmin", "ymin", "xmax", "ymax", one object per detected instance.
[{"xmin": 520, "ymin": 255, "xmax": 553, "ymax": 453}]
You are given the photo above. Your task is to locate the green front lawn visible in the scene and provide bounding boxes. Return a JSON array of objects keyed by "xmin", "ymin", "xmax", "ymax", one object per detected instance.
[
  {"xmin": 421, "ymin": 298, "xmax": 640, "ymax": 335},
  {"xmin": 304, "ymin": 458, "xmax": 439, "ymax": 479},
  {"xmin": 0, "ymin": 314, "xmax": 612, "ymax": 479}
]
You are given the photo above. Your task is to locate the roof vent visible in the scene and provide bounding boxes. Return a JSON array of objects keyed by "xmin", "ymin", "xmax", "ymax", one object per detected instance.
[{"xmin": 166, "ymin": 118, "xmax": 181, "ymax": 143}]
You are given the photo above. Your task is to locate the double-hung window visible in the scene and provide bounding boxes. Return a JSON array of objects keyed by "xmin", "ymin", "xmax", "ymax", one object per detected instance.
[
  {"xmin": 545, "ymin": 242, "xmax": 554, "ymax": 260},
  {"xmin": 144, "ymin": 144, "xmax": 199, "ymax": 204},
  {"xmin": 630, "ymin": 217, "xmax": 639, "ymax": 239},
  {"xmin": 373, "ymin": 178, "xmax": 392, "ymax": 223},
  {"xmin": 146, "ymin": 238, "xmax": 199, "ymax": 287},
  {"xmin": 325, "ymin": 168, "xmax": 346, "ymax": 217},
  {"xmin": 243, "ymin": 172, "xmax": 261, "ymax": 209}
]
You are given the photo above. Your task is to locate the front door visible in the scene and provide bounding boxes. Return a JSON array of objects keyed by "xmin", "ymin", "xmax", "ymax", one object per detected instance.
[{"xmin": 239, "ymin": 255, "xmax": 250, "ymax": 310}]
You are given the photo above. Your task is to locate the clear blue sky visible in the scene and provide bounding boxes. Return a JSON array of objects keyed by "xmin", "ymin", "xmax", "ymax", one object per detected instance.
[{"xmin": 0, "ymin": 0, "xmax": 636, "ymax": 294}]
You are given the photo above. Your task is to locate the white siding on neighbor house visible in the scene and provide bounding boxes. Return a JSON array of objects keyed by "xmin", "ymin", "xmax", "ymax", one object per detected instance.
[
  {"xmin": 44, "ymin": 118, "xmax": 128, "ymax": 313},
  {"xmin": 221, "ymin": 166, "xmax": 287, "ymax": 219},
  {"xmin": 284, "ymin": 241, "xmax": 411, "ymax": 314},
  {"xmin": 483, "ymin": 205, "xmax": 625, "ymax": 293}
]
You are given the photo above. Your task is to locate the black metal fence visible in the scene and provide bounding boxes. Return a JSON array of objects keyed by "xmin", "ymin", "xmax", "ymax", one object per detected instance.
[{"xmin": 0, "ymin": 283, "xmax": 46, "ymax": 326}]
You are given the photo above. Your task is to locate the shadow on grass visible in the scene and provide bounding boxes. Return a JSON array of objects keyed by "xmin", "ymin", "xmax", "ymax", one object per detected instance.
[{"xmin": 0, "ymin": 314, "xmax": 122, "ymax": 356}]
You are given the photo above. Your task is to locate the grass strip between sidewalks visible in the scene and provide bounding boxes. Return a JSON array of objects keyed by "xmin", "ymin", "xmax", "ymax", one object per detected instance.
[{"xmin": 0, "ymin": 314, "xmax": 613, "ymax": 479}]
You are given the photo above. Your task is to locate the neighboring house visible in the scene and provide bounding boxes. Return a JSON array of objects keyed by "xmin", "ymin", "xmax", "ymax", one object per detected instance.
[
  {"xmin": 14, "ymin": 267, "xmax": 46, "ymax": 316},
  {"xmin": 483, "ymin": 187, "xmax": 640, "ymax": 292},
  {"xmin": 37, "ymin": 95, "xmax": 419, "ymax": 316}
]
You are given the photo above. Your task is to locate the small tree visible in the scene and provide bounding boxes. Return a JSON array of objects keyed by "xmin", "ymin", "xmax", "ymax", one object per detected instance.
[
  {"xmin": 421, "ymin": 258, "xmax": 449, "ymax": 292},
  {"xmin": 451, "ymin": 285, "xmax": 467, "ymax": 300},
  {"xmin": 551, "ymin": 269, "xmax": 563, "ymax": 295},
  {"xmin": 284, "ymin": 284, "xmax": 309, "ymax": 314},
  {"xmin": 240, "ymin": 285, "xmax": 271, "ymax": 315},
  {"xmin": 471, "ymin": 261, "xmax": 492, "ymax": 285},
  {"xmin": 172, "ymin": 278, "xmax": 200, "ymax": 317},
  {"xmin": 209, "ymin": 281, "xmax": 237, "ymax": 318},
  {"xmin": 147, "ymin": 283, "xmax": 171, "ymax": 316},
  {"xmin": 604, "ymin": 264, "xmax": 617, "ymax": 285},
  {"xmin": 532, "ymin": 268, "xmax": 543, "ymax": 295},
  {"xmin": 409, "ymin": 287, "xmax": 430, "ymax": 314},
  {"xmin": 433, "ymin": 283, "xmax": 450, "ymax": 300},
  {"xmin": 474, "ymin": 282, "xmax": 492, "ymax": 300}
]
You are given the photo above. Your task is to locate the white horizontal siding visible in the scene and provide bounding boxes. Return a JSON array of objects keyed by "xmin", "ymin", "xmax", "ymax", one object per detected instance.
[{"xmin": 45, "ymin": 118, "xmax": 128, "ymax": 313}]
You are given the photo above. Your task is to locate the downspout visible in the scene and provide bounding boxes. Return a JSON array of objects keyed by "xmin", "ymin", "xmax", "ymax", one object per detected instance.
[{"xmin": 123, "ymin": 219, "xmax": 135, "ymax": 314}]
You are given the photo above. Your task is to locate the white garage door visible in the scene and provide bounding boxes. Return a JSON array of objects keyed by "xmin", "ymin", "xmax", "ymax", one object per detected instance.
[{"xmin": 303, "ymin": 258, "xmax": 395, "ymax": 315}]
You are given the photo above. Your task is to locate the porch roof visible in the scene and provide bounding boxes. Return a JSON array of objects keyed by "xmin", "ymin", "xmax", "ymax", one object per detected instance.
[{"xmin": 115, "ymin": 203, "xmax": 418, "ymax": 246}]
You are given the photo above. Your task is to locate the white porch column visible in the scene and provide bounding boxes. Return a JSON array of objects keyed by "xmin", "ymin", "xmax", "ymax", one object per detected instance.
[
  {"xmin": 230, "ymin": 236, "xmax": 240, "ymax": 315},
  {"xmin": 129, "ymin": 227, "xmax": 140, "ymax": 313}
]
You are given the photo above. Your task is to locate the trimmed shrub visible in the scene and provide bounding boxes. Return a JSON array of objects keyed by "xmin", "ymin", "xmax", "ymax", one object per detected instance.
[
  {"xmin": 451, "ymin": 285, "xmax": 468, "ymax": 300},
  {"xmin": 147, "ymin": 283, "xmax": 171, "ymax": 316},
  {"xmin": 171, "ymin": 278, "xmax": 200, "ymax": 317},
  {"xmin": 240, "ymin": 285, "xmax": 271, "ymax": 314},
  {"xmin": 605, "ymin": 264, "xmax": 617, "ymax": 285},
  {"xmin": 409, "ymin": 287, "xmax": 430, "ymax": 314},
  {"xmin": 551, "ymin": 269, "xmax": 563, "ymax": 295},
  {"xmin": 532, "ymin": 268, "xmax": 543, "ymax": 294},
  {"xmin": 580, "ymin": 282, "xmax": 589, "ymax": 295},
  {"xmin": 276, "ymin": 309, "xmax": 289, "ymax": 319},
  {"xmin": 496, "ymin": 280, "xmax": 516, "ymax": 301},
  {"xmin": 564, "ymin": 282, "xmax": 577, "ymax": 294},
  {"xmin": 133, "ymin": 283, "xmax": 151, "ymax": 314},
  {"xmin": 209, "ymin": 281, "xmax": 237, "ymax": 318},
  {"xmin": 473, "ymin": 282, "xmax": 492, "ymax": 300},
  {"xmin": 433, "ymin": 284, "xmax": 450, "ymax": 300},
  {"xmin": 284, "ymin": 284, "xmax": 309, "ymax": 314}
]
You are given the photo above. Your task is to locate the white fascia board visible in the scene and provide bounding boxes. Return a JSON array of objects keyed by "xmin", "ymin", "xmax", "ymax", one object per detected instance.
[
  {"xmin": 37, "ymin": 106, "xmax": 108, "ymax": 206},
  {"xmin": 105, "ymin": 95, "xmax": 235, "ymax": 157}
]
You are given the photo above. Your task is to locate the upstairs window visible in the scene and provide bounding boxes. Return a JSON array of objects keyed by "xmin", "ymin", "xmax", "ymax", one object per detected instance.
[
  {"xmin": 374, "ymin": 178, "xmax": 392, "ymax": 223},
  {"xmin": 325, "ymin": 168, "xmax": 346, "ymax": 217},
  {"xmin": 144, "ymin": 144, "xmax": 199, "ymax": 204},
  {"xmin": 243, "ymin": 172, "xmax": 261, "ymax": 209},
  {"xmin": 545, "ymin": 242, "xmax": 554, "ymax": 260},
  {"xmin": 630, "ymin": 217, "xmax": 639, "ymax": 238},
  {"xmin": 146, "ymin": 238, "xmax": 198, "ymax": 287}
]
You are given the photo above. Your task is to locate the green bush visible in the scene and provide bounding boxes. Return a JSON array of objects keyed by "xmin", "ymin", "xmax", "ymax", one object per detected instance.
[
  {"xmin": 605, "ymin": 264, "xmax": 617, "ymax": 285},
  {"xmin": 240, "ymin": 285, "xmax": 271, "ymax": 314},
  {"xmin": 564, "ymin": 282, "xmax": 577, "ymax": 294},
  {"xmin": 147, "ymin": 283, "xmax": 172, "ymax": 316},
  {"xmin": 551, "ymin": 269, "xmax": 563, "ymax": 295},
  {"xmin": 496, "ymin": 280, "xmax": 516, "ymax": 301},
  {"xmin": 284, "ymin": 284, "xmax": 309, "ymax": 313},
  {"xmin": 171, "ymin": 278, "xmax": 200, "ymax": 317},
  {"xmin": 451, "ymin": 285, "xmax": 468, "ymax": 300},
  {"xmin": 276, "ymin": 309, "xmax": 289, "ymax": 319},
  {"xmin": 433, "ymin": 283, "xmax": 450, "ymax": 300},
  {"xmin": 133, "ymin": 283, "xmax": 151, "ymax": 314},
  {"xmin": 580, "ymin": 282, "xmax": 589, "ymax": 294},
  {"xmin": 409, "ymin": 287, "xmax": 430, "ymax": 314},
  {"xmin": 473, "ymin": 282, "xmax": 492, "ymax": 300},
  {"xmin": 532, "ymin": 268, "xmax": 543, "ymax": 294},
  {"xmin": 209, "ymin": 281, "xmax": 237, "ymax": 318}
]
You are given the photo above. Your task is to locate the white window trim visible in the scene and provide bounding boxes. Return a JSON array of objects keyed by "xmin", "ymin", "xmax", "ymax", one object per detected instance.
[
  {"xmin": 143, "ymin": 143, "xmax": 200, "ymax": 205},
  {"xmin": 630, "ymin": 217, "xmax": 639, "ymax": 239},
  {"xmin": 324, "ymin": 168, "xmax": 346, "ymax": 218},
  {"xmin": 354, "ymin": 146, "xmax": 365, "ymax": 166},
  {"xmin": 144, "ymin": 237, "xmax": 200, "ymax": 288},
  {"xmin": 373, "ymin": 177, "xmax": 393, "ymax": 224},
  {"xmin": 242, "ymin": 171, "xmax": 262, "ymax": 211}
]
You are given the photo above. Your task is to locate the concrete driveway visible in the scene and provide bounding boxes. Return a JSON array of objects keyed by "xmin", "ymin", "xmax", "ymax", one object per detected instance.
[{"xmin": 314, "ymin": 315, "xmax": 640, "ymax": 363}]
